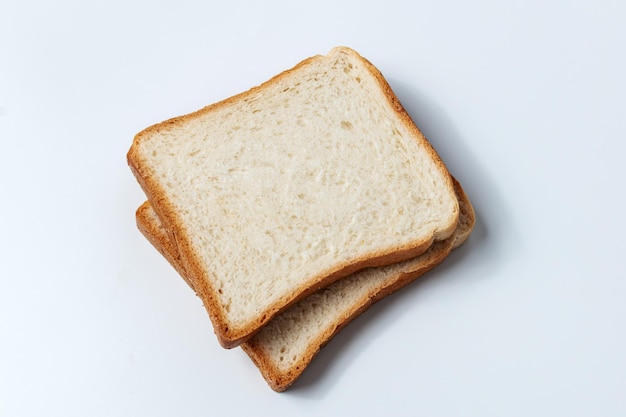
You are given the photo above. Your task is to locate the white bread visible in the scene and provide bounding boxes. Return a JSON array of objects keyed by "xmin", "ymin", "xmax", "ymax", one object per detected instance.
[
  {"xmin": 128, "ymin": 47, "xmax": 460, "ymax": 347},
  {"xmin": 136, "ymin": 178, "xmax": 474, "ymax": 391}
]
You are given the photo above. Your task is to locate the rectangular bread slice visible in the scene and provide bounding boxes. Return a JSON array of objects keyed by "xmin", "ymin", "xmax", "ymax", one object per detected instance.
[
  {"xmin": 136, "ymin": 178, "xmax": 474, "ymax": 391},
  {"xmin": 128, "ymin": 46, "xmax": 460, "ymax": 347}
]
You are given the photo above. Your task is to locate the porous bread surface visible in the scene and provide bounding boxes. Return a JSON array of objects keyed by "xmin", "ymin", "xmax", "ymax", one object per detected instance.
[
  {"xmin": 128, "ymin": 47, "xmax": 459, "ymax": 346},
  {"xmin": 135, "ymin": 178, "xmax": 474, "ymax": 391}
]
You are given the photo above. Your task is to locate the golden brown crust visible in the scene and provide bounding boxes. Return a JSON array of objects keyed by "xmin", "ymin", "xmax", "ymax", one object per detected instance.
[{"xmin": 127, "ymin": 47, "xmax": 460, "ymax": 348}]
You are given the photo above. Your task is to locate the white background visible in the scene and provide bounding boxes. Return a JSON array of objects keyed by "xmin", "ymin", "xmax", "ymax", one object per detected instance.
[{"xmin": 2, "ymin": 0, "xmax": 625, "ymax": 415}]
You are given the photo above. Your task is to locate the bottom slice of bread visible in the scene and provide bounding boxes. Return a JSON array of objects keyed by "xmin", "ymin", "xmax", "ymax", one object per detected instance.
[{"xmin": 136, "ymin": 178, "xmax": 474, "ymax": 391}]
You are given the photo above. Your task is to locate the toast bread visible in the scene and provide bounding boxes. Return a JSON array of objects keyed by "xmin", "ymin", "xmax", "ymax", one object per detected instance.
[{"xmin": 128, "ymin": 47, "xmax": 460, "ymax": 347}]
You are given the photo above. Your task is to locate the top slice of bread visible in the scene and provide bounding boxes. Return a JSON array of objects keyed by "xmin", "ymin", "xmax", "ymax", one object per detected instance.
[{"xmin": 127, "ymin": 46, "xmax": 459, "ymax": 347}]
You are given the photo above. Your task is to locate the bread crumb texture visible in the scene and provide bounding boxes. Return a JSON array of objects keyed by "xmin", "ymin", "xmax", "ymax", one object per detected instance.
[{"xmin": 132, "ymin": 47, "xmax": 457, "ymax": 332}]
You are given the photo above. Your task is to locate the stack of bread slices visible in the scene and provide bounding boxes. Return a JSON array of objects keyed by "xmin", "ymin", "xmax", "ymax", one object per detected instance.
[{"xmin": 127, "ymin": 46, "xmax": 475, "ymax": 392}]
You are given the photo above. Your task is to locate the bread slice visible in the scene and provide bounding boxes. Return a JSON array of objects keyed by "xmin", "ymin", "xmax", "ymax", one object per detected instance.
[
  {"xmin": 128, "ymin": 46, "xmax": 460, "ymax": 347},
  {"xmin": 136, "ymin": 178, "xmax": 474, "ymax": 391}
]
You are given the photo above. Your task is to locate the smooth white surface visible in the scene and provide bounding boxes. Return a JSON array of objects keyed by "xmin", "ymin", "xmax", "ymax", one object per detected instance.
[{"xmin": 1, "ymin": 0, "xmax": 625, "ymax": 415}]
